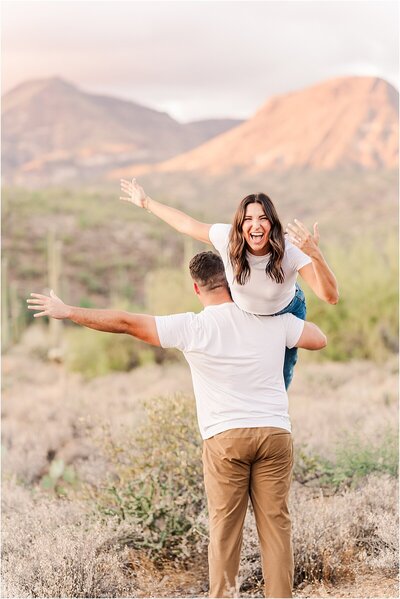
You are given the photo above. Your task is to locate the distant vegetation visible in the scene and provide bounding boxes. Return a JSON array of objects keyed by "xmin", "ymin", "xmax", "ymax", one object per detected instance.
[
  {"xmin": 2, "ymin": 173, "xmax": 398, "ymax": 366},
  {"xmin": 303, "ymin": 236, "xmax": 398, "ymax": 361}
]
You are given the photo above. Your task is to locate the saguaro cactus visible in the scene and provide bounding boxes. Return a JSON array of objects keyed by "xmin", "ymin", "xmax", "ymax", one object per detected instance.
[
  {"xmin": 9, "ymin": 282, "xmax": 21, "ymax": 343},
  {"xmin": 1, "ymin": 256, "xmax": 10, "ymax": 351},
  {"xmin": 183, "ymin": 235, "xmax": 194, "ymax": 292}
]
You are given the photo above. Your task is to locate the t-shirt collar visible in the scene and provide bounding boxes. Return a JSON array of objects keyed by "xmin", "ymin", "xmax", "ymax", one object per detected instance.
[{"xmin": 246, "ymin": 250, "xmax": 270, "ymax": 264}]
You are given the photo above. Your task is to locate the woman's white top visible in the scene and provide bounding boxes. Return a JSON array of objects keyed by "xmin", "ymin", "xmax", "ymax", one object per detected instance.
[{"xmin": 209, "ymin": 223, "xmax": 311, "ymax": 315}]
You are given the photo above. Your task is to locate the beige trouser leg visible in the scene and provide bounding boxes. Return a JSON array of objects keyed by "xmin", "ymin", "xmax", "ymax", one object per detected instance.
[
  {"xmin": 202, "ymin": 427, "xmax": 294, "ymax": 599},
  {"xmin": 250, "ymin": 429, "xmax": 294, "ymax": 598}
]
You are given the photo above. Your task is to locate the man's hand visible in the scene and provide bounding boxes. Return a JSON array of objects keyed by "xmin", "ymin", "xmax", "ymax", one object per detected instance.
[
  {"xmin": 120, "ymin": 178, "xmax": 148, "ymax": 208},
  {"xmin": 27, "ymin": 290, "xmax": 71, "ymax": 319},
  {"xmin": 286, "ymin": 219, "xmax": 320, "ymax": 257}
]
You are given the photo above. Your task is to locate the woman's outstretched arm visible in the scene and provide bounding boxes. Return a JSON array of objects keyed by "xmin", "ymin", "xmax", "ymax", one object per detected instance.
[
  {"xmin": 287, "ymin": 219, "xmax": 339, "ymax": 305},
  {"xmin": 120, "ymin": 178, "xmax": 212, "ymax": 244}
]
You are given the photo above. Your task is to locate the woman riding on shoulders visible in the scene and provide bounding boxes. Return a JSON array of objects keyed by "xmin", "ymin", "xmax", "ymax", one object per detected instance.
[{"xmin": 120, "ymin": 178, "xmax": 338, "ymax": 388}]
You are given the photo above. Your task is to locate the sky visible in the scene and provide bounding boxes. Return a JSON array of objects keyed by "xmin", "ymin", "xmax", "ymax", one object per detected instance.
[{"xmin": 2, "ymin": 0, "xmax": 398, "ymax": 122}]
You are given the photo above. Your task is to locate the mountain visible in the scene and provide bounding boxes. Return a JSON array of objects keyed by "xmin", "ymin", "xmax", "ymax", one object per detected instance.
[
  {"xmin": 1, "ymin": 77, "xmax": 242, "ymax": 185},
  {"xmin": 117, "ymin": 76, "xmax": 398, "ymax": 178}
]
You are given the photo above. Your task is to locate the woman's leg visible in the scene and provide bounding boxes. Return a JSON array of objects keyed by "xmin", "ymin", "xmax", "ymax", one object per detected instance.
[
  {"xmin": 283, "ymin": 346, "xmax": 298, "ymax": 389},
  {"xmin": 282, "ymin": 285, "xmax": 306, "ymax": 389}
]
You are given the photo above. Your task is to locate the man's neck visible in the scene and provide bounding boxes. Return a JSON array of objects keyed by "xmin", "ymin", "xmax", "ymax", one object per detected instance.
[{"xmin": 201, "ymin": 290, "xmax": 233, "ymax": 307}]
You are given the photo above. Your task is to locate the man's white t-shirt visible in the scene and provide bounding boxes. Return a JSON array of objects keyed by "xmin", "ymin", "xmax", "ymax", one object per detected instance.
[
  {"xmin": 209, "ymin": 223, "xmax": 311, "ymax": 315},
  {"xmin": 155, "ymin": 303, "xmax": 304, "ymax": 440}
]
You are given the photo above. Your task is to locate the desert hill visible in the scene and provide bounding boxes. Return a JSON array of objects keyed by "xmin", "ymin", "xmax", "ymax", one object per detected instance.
[
  {"xmin": 116, "ymin": 76, "xmax": 398, "ymax": 178},
  {"xmin": 1, "ymin": 77, "xmax": 242, "ymax": 186}
]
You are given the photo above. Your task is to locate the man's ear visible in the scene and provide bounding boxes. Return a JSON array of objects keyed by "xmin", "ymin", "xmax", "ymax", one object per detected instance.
[{"xmin": 193, "ymin": 282, "xmax": 201, "ymax": 295}]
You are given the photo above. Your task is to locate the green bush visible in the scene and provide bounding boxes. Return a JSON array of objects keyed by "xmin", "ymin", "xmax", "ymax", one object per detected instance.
[
  {"xmin": 304, "ymin": 236, "xmax": 398, "ymax": 361},
  {"xmin": 65, "ymin": 327, "xmax": 152, "ymax": 378},
  {"xmin": 94, "ymin": 394, "xmax": 207, "ymax": 561},
  {"xmin": 145, "ymin": 267, "xmax": 200, "ymax": 315},
  {"xmin": 294, "ymin": 428, "xmax": 398, "ymax": 489},
  {"xmin": 326, "ymin": 428, "xmax": 398, "ymax": 486},
  {"xmin": 41, "ymin": 458, "xmax": 78, "ymax": 496}
]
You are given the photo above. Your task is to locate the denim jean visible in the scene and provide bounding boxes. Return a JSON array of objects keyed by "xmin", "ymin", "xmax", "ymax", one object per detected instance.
[{"xmin": 273, "ymin": 284, "xmax": 306, "ymax": 389}]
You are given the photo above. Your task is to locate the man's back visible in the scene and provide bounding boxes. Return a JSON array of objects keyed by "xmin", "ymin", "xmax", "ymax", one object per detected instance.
[{"xmin": 155, "ymin": 302, "xmax": 304, "ymax": 439}]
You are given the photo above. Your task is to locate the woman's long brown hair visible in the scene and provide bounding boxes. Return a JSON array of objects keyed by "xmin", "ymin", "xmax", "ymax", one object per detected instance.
[{"xmin": 229, "ymin": 193, "xmax": 285, "ymax": 285}]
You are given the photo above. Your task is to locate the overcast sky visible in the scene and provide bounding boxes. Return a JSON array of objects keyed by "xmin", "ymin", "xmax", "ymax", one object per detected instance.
[{"xmin": 2, "ymin": 0, "xmax": 398, "ymax": 122}]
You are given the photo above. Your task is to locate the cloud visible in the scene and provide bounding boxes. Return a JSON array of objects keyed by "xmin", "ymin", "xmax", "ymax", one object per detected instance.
[{"xmin": 2, "ymin": 0, "xmax": 398, "ymax": 120}]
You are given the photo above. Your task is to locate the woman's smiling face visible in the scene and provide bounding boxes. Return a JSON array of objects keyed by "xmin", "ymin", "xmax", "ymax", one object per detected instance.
[{"xmin": 241, "ymin": 202, "xmax": 271, "ymax": 256}]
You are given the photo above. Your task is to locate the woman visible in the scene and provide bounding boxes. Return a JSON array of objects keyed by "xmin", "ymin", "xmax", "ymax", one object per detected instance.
[{"xmin": 120, "ymin": 178, "xmax": 338, "ymax": 388}]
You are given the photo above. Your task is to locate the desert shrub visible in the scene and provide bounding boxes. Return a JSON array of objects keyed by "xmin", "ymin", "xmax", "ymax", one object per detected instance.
[
  {"xmin": 294, "ymin": 428, "xmax": 398, "ymax": 488},
  {"xmin": 145, "ymin": 267, "xmax": 201, "ymax": 315},
  {"xmin": 65, "ymin": 327, "xmax": 144, "ymax": 378},
  {"xmin": 238, "ymin": 474, "xmax": 398, "ymax": 591},
  {"xmin": 304, "ymin": 236, "xmax": 398, "ymax": 361},
  {"xmin": 64, "ymin": 327, "xmax": 177, "ymax": 378},
  {"xmin": 40, "ymin": 457, "xmax": 78, "ymax": 496},
  {"xmin": 1, "ymin": 481, "xmax": 137, "ymax": 598},
  {"xmin": 358, "ymin": 508, "xmax": 399, "ymax": 572},
  {"xmin": 291, "ymin": 474, "xmax": 399, "ymax": 585},
  {"xmin": 326, "ymin": 428, "xmax": 398, "ymax": 485},
  {"xmin": 94, "ymin": 394, "xmax": 208, "ymax": 562}
]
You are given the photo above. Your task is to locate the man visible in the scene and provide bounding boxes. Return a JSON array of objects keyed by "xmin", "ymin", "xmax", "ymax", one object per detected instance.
[{"xmin": 28, "ymin": 251, "xmax": 326, "ymax": 599}]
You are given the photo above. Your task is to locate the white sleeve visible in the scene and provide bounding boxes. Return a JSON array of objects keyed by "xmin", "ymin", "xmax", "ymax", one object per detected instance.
[
  {"xmin": 286, "ymin": 239, "xmax": 312, "ymax": 271},
  {"xmin": 155, "ymin": 312, "xmax": 195, "ymax": 351},
  {"xmin": 282, "ymin": 313, "xmax": 305, "ymax": 349},
  {"xmin": 208, "ymin": 223, "xmax": 232, "ymax": 253}
]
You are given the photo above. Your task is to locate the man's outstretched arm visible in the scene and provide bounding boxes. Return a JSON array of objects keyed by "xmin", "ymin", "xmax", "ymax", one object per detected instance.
[{"xmin": 27, "ymin": 290, "xmax": 161, "ymax": 346}]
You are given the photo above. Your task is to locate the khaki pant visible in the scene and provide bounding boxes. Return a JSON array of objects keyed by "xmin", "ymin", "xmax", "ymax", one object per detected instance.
[{"xmin": 202, "ymin": 427, "xmax": 294, "ymax": 598}]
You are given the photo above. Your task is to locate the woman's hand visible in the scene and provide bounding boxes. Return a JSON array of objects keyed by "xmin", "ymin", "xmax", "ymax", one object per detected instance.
[
  {"xmin": 286, "ymin": 219, "xmax": 320, "ymax": 258},
  {"xmin": 119, "ymin": 179, "xmax": 212, "ymax": 243},
  {"xmin": 27, "ymin": 290, "xmax": 71, "ymax": 319},
  {"xmin": 120, "ymin": 178, "xmax": 148, "ymax": 209},
  {"xmin": 289, "ymin": 219, "xmax": 339, "ymax": 304}
]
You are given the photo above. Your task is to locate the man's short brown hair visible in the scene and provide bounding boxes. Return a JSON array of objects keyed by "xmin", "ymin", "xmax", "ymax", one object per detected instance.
[{"xmin": 189, "ymin": 251, "xmax": 229, "ymax": 292}]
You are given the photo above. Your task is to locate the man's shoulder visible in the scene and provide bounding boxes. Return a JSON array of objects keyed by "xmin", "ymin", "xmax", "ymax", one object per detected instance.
[
  {"xmin": 155, "ymin": 311, "xmax": 198, "ymax": 350},
  {"xmin": 156, "ymin": 311, "xmax": 197, "ymax": 327}
]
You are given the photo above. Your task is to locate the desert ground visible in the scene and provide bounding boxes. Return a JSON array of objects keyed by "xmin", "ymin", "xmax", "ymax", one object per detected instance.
[{"xmin": 2, "ymin": 323, "xmax": 398, "ymax": 598}]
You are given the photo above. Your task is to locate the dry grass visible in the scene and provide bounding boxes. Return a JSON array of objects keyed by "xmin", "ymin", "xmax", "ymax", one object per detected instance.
[
  {"xmin": 2, "ymin": 324, "xmax": 192, "ymax": 487},
  {"xmin": 1, "ymin": 479, "xmax": 137, "ymax": 598},
  {"xmin": 3, "ymin": 475, "xmax": 396, "ymax": 598},
  {"xmin": 230, "ymin": 475, "xmax": 399, "ymax": 596},
  {"xmin": 1, "ymin": 338, "xmax": 398, "ymax": 598},
  {"xmin": 289, "ymin": 357, "xmax": 398, "ymax": 460}
]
